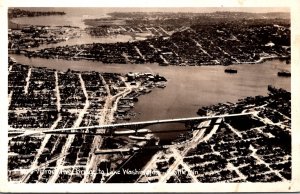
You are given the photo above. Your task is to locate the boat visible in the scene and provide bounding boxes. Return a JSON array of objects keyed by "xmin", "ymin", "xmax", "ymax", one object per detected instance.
[
  {"xmin": 277, "ymin": 71, "xmax": 291, "ymax": 77},
  {"xmin": 157, "ymin": 83, "xmax": 166, "ymax": 88},
  {"xmin": 224, "ymin": 68, "xmax": 237, "ymax": 73},
  {"xmin": 141, "ymin": 88, "xmax": 152, "ymax": 94}
]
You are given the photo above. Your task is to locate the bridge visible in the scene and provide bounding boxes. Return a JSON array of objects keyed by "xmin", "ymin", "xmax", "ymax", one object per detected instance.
[
  {"xmin": 41, "ymin": 112, "xmax": 254, "ymax": 136},
  {"xmin": 94, "ymin": 144, "xmax": 171, "ymax": 155}
]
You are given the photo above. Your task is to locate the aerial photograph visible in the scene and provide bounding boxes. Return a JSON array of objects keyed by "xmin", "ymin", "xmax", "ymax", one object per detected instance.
[{"xmin": 7, "ymin": 7, "xmax": 291, "ymax": 184}]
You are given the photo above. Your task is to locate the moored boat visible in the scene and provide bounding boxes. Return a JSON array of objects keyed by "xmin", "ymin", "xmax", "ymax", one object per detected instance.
[
  {"xmin": 277, "ymin": 71, "xmax": 291, "ymax": 77},
  {"xmin": 225, "ymin": 68, "xmax": 238, "ymax": 73}
]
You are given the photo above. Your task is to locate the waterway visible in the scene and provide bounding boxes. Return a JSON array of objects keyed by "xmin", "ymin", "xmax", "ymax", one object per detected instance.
[
  {"xmin": 11, "ymin": 54, "xmax": 291, "ymax": 122},
  {"xmin": 10, "ymin": 8, "xmax": 111, "ymax": 29},
  {"xmin": 11, "ymin": 8, "xmax": 134, "ymax": 51}
]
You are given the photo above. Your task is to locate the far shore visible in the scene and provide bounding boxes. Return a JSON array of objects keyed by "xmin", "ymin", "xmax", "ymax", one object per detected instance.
[{"xmin": 9, "ymin": 51, "xmax": 290, "ymax": 68}]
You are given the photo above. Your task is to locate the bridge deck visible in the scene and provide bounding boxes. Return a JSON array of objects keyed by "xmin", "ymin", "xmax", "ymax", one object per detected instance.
[{"xmin": 43, "ymin": 112, "xmax": 254, "ymax": 134}]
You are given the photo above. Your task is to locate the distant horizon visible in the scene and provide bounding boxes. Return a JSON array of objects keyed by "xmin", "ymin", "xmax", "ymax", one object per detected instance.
[{"xmin": 11, "ymin": 7, "xmax": 290, "ymax": 14}]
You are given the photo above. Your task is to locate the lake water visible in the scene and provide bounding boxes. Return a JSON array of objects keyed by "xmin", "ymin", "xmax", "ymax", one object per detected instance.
[
  {"xmin": 10, "ymin": 54, "xmax": 291, "ymax": 122},
  {"xmin": 11, "ymin": 8, "xmax": 134, "ymax": 50},
  {"xmin": 11, "ymin": 8, "xmax": 111, "ymax": 29}
]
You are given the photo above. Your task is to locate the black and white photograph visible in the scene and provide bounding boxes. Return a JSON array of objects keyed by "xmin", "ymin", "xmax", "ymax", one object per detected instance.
[{"xmin": 1, "ymin": 0, "xmax": 300, "ymax": 192}]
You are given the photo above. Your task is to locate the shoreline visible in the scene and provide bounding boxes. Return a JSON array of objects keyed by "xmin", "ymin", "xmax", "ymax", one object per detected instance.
[
  {"xmin": 8, "ymin": 8, "xmax": 65, "ymax": 19},
  {"xmin": 10, "ymin": 53, "xmax": 290, "ymax": 67},
  {"xmin": 8, "ymin": 61, "xmax": 167, "ymax": 183},
  {"xmin": 232, "ymin": 56, "xmax": 290, "ymax": 65}
]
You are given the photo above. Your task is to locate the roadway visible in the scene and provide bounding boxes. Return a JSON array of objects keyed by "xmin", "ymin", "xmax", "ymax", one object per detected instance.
[{"xmin": 42, "ymin": 112, "xmax": 254, "ymax": 134}]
